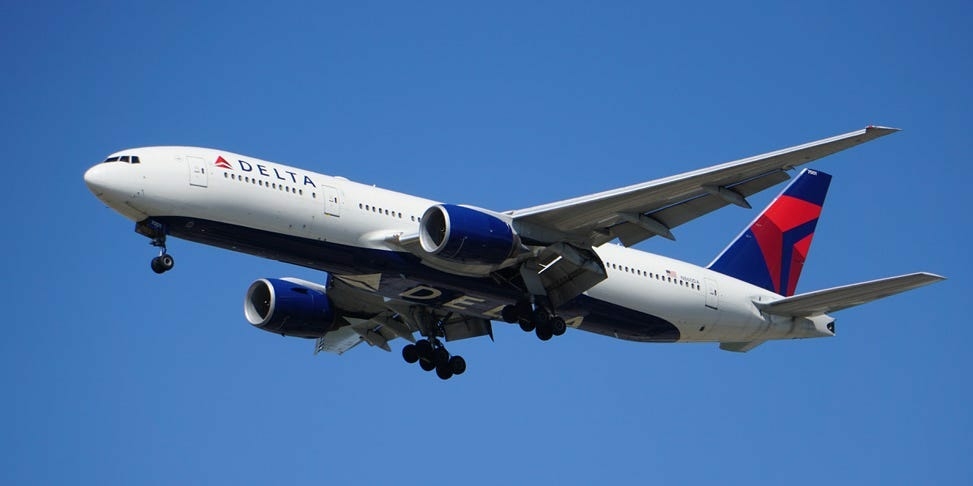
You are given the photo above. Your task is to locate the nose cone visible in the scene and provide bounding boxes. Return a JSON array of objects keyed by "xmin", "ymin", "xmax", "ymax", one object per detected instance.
[
  {"xmin": 84, "ymin": 164, "xmax": 112, "ymax": 196},
  {"xmin": 84, "ymin": 162, "xmax": 146, "ymax": 220}
]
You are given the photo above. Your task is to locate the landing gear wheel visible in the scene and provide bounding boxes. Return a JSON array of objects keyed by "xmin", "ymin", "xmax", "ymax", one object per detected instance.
[
  {"xmin": 150, "ymin": 256, "xmax": 165, "ymax": 274},
  {"xmin": 551, "ymin": 317, "xmax": 567, "ymax": 336},
  {"xmin": 150, "ymin": 253, "xmax": 174, "ymax": 274},
  {"xmin": 536, "ymin": 324, "xmax": 554, "ymax": 341},
  {"xmin": 501, "ymin": 305, "xmax": 520, "ymax": 323},
  {"xmin": 519, "ymin": 320, "xmax": 535, "ymax": 332},
  {"xmin": 419, "ymin": 359, "xmax": 436, "ymax": 372},
  {"xmin": 436, "ymin": 363, "xmax": 454, "ymax": 380},
  {"xmin": 159, "ymin": 254, "xmax": 174, "ymax": 270},
  {"xmin": 402, "ymin": 344, "xmax": 419, "ymax": 364},
  {"xmin": 415, "ymin": 339, "xmax": 433, "ymax": 359},
  {"xmin": 432, "ymin": 347, "xmax": 450, "ymax": 366},
  {"xmin": 449, "ymin": 355, "xmax": 466, "ymax": 375},
  {"xmin": 532, "ymin": 307, "xmax": 552, "ymax": 327}
]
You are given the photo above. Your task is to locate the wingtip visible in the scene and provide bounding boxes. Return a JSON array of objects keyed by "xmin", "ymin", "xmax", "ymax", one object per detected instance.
[{"xmin": 865, "ymin": 125, "xmax": 901, "ymax": 135}]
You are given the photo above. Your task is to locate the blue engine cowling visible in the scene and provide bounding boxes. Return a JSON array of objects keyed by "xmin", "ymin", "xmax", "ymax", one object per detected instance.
[
  {"xmin": 244, "ymin": 278, "xmax": 336, "ymax": 338},
  {"xmin": 419, "ymin": 204, "xmax": 519, "ymax": 265}
]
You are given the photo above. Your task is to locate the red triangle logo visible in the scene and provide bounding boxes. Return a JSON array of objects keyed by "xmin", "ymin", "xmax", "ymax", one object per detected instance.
[{"xmin": 214, "ymin": 156, "xmax": 232, "ymax": 169}]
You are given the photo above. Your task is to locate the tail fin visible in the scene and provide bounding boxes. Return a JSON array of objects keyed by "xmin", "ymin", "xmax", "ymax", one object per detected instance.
[{"xmin": 708, "ymin": 168, "xmax": 831, "ymax": 296}]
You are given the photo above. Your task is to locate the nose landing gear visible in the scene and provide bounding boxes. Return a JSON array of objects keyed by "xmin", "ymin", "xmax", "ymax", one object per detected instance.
[{"xmin": 136, "ymin": 219, "xmax": 175, "ymax": 275}]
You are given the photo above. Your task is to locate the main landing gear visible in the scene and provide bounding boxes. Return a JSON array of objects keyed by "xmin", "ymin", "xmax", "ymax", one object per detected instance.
[
  {"xmin": 399, "ymin": 313, "xmax": 467, "ymax": 380},
  {"xmin": 401, "ymin": 337, "xmax": 467, "ymax": 380},
  {"xmin": 500, "ymin": 302, "xmax": 567, "ymax": 341}
]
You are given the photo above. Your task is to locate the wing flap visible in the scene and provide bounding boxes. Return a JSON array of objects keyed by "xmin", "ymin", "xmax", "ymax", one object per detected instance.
[{"xmin": 755, "ymin": 272, "xmax": 945, "ymax": 317}]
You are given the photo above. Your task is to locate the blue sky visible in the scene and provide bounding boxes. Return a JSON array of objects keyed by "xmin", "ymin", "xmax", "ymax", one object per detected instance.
[{"xmin": 2, "ymin": 1, "xmax": 970, "ymax": 484}]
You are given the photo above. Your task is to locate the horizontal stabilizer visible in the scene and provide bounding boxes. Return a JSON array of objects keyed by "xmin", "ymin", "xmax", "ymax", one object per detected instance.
[{"xmin": 754, "ymin": 272, "xmax": 945, "ymax": 317}]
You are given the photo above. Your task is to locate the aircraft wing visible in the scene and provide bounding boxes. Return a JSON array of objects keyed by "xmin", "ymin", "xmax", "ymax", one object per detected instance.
[
  {"xmin": 509, "ymin": 126, "xmax": 899, "ymax": 248},
  {"xmin": 754, "ymin": 272, "xmax": 945, "ymax": 317}
]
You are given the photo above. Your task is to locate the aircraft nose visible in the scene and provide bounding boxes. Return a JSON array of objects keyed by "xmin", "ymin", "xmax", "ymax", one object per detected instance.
[{"xmin": 84, "ymin": 164, "xmax": 111, "ymax": 195}]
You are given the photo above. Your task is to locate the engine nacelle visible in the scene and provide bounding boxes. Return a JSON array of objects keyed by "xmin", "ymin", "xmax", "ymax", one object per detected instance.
[
  {"xmin": 419, "ymin": 204, "xmax": 519, "ymax": 265},
  {"xmin": 244, "ymin": 278, "xmax": 336, "ymax": 338}
]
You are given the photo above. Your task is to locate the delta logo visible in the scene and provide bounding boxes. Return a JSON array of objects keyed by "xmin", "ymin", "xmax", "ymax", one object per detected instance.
[
  {"xmin": 214, "ymin": 156, "xmax": 233, "ymax": 169},
  {"xmin": 214, "ymin": 155, "xmax": 317, "ymax": 188}
]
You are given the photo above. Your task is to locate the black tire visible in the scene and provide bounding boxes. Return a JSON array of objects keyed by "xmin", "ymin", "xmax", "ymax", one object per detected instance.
[
  {"xmin": 551, "ymin": 316, "xmax": 567, "ymax": 336},
  {"xmin": 432, "ymin": 347, "xmax": 450, "ymax": 366},
  {"xmin": 500, "ymin": 305, "xmax": 520, "ymax": 323},
  {"xmin": 536, "ymin": 325, "xmax": 554, "ymax": 341},
  {"xmin": 436, "ymin": 363, "xmax": 454, "ymax": 380},
  {"xmin": 160, "ymin": 254, "xmax": 175, "ymax": 270},
  {"xmin": 415, "ymin": 339, "xmax": 433, "ymax": 359},
  {"xmin": 402, "ymin": 344, "xmax": 419, "ymax": 364},
  {"xmin": 519, "ymin": 320, "xmax": 535, "ymax": 332},
  {"xmin": 419, "ymin": 359, "xmax": 436, "ymax": 371},
  {"xmin": 532, "ymin": 308, "xmax": 552, "ymax": 326},
  {"xmin": 449, "ymin": 355, "xmax": 467, "ymax": 375},
  {"xmin": 150, "ymin": 257, "xmax": 165, "ymax": 274}
]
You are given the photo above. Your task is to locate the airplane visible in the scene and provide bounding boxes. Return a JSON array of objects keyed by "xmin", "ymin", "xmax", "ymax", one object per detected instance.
[{"xmin": 84, "ymin": 126, "xmax": 944, "ymax": 379}]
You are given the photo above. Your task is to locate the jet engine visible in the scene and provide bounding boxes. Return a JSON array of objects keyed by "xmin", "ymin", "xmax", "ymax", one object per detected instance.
[
  {"xmin": 418, "ymin": 204, "xmax": 520, "ymax": 265},
  {"xmin": 244, "ymin": 278, "xmax": 336, "ymax": 338}
]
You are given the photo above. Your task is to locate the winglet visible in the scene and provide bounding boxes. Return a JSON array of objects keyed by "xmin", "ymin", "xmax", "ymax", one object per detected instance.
[{"xmin": 865, "ymin": 125, "xmax": 901, "ymax": 135}]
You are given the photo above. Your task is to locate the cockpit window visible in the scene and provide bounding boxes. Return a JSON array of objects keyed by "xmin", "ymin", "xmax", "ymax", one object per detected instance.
[{"xmin": 103, "ymin": 155, "xmax": 141, "ymax": 164}]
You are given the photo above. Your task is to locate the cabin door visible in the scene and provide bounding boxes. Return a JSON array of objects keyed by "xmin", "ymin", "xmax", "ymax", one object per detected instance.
[
  {"xmin": 323, "ymin": 185, "xmax": 340, "ymax": 217},
  {"xmin": 188, "ymin": 156, "xmax": 208, "ymax": 187},
  {"xmin": 704, "ymin": 278, "xmax": 719, "ymax": 310}
]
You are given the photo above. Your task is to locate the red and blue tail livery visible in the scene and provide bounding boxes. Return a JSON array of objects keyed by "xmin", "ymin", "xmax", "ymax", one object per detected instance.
[{"xmin": 708, "ymin": 169, "xmax": 831, "ymax": 297}]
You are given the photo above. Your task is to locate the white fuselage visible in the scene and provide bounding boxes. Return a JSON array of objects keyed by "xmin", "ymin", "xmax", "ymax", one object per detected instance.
[{"xmin": 84, "ymin": 146, "xmax": 834, "ymax": 345}]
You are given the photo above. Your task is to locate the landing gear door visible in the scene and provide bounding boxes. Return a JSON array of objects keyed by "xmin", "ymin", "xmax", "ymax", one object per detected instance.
[
  {"xmin": 188, "ymin": 156, "xmax": 208, "ymax": 188},
  {"xmin": 323, "ymin": 185, "xmax": 340, "ymax": 217},
  {"xmin": 704, "ymin": 278, "xmax": 719, "ymax": 310}
]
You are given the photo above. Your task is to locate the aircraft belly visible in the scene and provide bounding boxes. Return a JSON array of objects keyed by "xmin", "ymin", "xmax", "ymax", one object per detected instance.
[{"xmin": 155, "ymin": 216, "xmax": 682, "ymax": 343}]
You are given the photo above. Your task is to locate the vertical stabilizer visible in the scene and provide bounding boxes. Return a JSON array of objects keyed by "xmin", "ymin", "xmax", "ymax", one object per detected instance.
[{"xmin": 708, "ymin": 169, "xmax": 831, "ymax": 296}]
